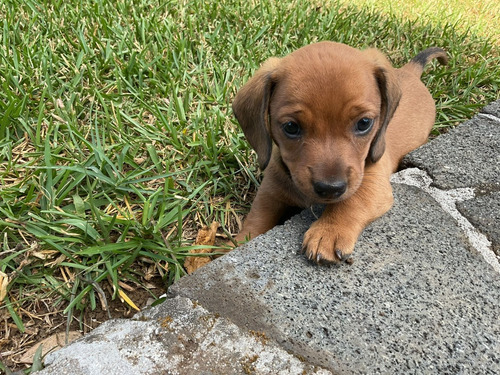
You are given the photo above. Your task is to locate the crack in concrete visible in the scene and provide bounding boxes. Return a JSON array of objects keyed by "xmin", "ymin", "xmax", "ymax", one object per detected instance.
[
  {"xmin": 391, "ymin": 168, "xmax": 500, "ymax": 274},
  {"xmin": 478, "ymin": 113, "xmax": 500, "ymax": 123}
]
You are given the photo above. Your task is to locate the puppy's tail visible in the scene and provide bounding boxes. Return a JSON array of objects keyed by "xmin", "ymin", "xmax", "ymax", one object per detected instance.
[{"xmin": 405, "ymin": 47, "xmax": 448, "ymax": 77}]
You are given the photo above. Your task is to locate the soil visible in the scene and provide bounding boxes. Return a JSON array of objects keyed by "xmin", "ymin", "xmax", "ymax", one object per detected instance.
[{"xmin": 0, "ymin": 277, "xmax": 165, "ymax": 373}]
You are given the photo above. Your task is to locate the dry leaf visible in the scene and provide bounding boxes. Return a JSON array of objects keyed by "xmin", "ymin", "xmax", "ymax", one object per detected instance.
[
  {"xmin": 184, "ymin": 222, "xmax": 219, "ymax": 274},
  {"xmin": 19, "ymin": 331, "xmax": 82, "ymax": 364},
  {"xmin": 46, "ymin": 254, "xmax": 67, "ymax": 267},
  {"xmin": 118, "ymin": 281, "xmax": 135, "ymax": 292},
  {"xmin": 0, "ymin": 271, "xmax": 8, "ymax": 303},
  {"xmin": 32, "ymin": 250, "xmax": 59, "ymax": 260}
]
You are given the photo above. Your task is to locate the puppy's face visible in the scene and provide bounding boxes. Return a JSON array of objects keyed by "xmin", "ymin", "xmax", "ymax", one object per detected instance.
[
  {"xmin": 233, "ymin": 42, "xmax": 401, "ymax": 204},
  {"xmin": 269, "ymin": 48, "xmax": 383, "ymax": 203}
]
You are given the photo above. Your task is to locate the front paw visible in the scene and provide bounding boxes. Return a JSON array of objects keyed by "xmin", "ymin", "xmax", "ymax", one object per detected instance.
[{"xmin": 302, "ymin": 219, "xmax": 359, "ymax": 264}]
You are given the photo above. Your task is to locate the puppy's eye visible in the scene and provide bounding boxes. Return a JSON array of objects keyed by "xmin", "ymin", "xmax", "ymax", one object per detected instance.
[
  {"xmin": 282, "ymin": 121, "xmax": 301, "ymax": 139},
  {"xmin": 355, "ymin": 118, "xmax": 374, "ymax": 135}
]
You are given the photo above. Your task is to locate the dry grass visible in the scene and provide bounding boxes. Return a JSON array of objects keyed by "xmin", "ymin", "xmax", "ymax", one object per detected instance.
[{"xmin": 339, "ymin": 0, "xmax": 500, "ymax": 45}]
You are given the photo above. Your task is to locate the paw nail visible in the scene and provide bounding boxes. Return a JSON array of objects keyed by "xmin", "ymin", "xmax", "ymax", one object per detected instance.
[
  {"xmin": 335, "ymin": 249, "xmax": 343, "ymax": 260},
  {"xmin": 316, "ymin": 253, "xmax": 322, "ymax": 263}
]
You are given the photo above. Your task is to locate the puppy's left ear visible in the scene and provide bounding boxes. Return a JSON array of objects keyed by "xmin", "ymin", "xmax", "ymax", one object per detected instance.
[{"xmin": 364, "ymin": 50, "xmax": 402, "ymax": 163}]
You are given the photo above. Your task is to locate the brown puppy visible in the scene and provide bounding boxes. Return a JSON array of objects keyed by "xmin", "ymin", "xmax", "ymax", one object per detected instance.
[{"xmin": 233, "ymin": 41, "xmax": 447, "ymax": 263}]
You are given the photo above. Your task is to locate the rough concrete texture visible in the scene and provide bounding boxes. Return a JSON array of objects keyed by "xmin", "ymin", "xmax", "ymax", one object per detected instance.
[
  {"xmin": 38, "ymin": 296, "xmax": 331, "ymax": 375},
  {"xmin": 38, "ymin": 101, "xmax": 500, "ymax": 375},
  {"xmin": 402, "ymin": 112, "xmax": 500, "ymax": 191},
  {"xmin": 170, "ymin": 184, "xmax": 500, "ymax": 374},
  {"xmin": 404, "ymin": 101, "xmax": 500, "ymax": 258},
  {"xmin": 457, "ymin": 191, "xmax": 500, "ymax": 255},
  {"xmin": 481, "ymin": 99, "xmax": 500, "ymax": 117},
  {"xmin": 391, "ymin": 168, "xmax": 500, "ymax": 273}
]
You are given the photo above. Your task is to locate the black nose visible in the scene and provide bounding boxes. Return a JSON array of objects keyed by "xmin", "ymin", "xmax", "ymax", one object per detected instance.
[{"xmin": 313, "ymin": 180, "xmax": 347, "ymax": 199}]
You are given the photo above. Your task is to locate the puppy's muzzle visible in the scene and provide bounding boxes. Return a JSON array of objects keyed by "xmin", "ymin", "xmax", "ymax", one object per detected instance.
[{"xmin": 313, "ymin": 180, "xmax": 347, "ymax": 200}]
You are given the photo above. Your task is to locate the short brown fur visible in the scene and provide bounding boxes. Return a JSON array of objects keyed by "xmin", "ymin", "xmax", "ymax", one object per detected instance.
[{"xmin": 232, "ymin": 42, "xmax": 447, "ymax": 263}]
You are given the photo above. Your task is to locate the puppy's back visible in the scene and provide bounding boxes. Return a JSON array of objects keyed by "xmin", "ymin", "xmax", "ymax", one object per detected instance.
[{"xmin": 385, "ymin": 48, "xmax": 447, "ymax": 164}]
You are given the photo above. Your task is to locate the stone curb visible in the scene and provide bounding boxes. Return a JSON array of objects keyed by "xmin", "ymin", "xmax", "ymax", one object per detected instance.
[{"xmin": 37, "ymin": 100, "xmax": 500, "ymax": 374}]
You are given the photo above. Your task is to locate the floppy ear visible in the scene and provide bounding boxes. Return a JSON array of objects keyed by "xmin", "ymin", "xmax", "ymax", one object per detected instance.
[
  {"xmin": 364, "ymin": 50, "xmax": 402, "ymax": 163},
  {"xmin": 232, "ymin": 58, "xmax": 280, "ymax": 170}
]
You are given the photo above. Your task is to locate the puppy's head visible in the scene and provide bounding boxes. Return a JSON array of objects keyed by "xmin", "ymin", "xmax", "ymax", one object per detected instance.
[{"xmin": 233, "ymin": 42, "xmax": 401, "ymax": 204}]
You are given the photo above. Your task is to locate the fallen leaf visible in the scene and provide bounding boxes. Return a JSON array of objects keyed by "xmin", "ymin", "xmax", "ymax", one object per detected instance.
[
  {"xmin": 184, "ymin": 222, "xmax": 219, "ymax": 274},
  {"xmin": 118, "ymin": 281, "xmax": 136, "ymax": 292},
  {"xmin": 19, "ymin": 331, "xmax": 82, "ymax": 364},
  {"xmin": 0, "ymin": 271, "xmax": 8, "ymax": 303},
  {"xmin": 134, "ymin": 157, "xmax": 146, "ymax": 164},
  {"xmin": 32, "ymin": 250, "xmax": 59, "ymax": 260},
  {"xmin": 46, "ymin": 254, "xmax": 67, "ymax": 267}
]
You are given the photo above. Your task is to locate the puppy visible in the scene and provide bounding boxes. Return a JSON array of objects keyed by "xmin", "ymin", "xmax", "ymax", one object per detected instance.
[{"xmin": 232, "ymin": 41, "xmax": 447, "ymax": 264}]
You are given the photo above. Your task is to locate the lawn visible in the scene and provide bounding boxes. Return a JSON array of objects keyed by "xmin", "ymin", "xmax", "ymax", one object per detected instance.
[
  {"xmin": 1, "ymin": 0, "xmax": 499, "ymax": 371},
  {"xmin": 342, "ymin": 0, "xmax": 500, "ymax": 45}
]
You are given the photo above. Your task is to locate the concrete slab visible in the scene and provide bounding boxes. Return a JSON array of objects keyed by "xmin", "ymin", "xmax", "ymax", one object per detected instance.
[
  {"xmin": 402, "ymin": 114, "xmax": 500, "ymax": 190},
  {"xmin": 390, "ymin": 168, "xmax": 500, "ymax": 273},
  {"xmin": 38, "ymin": 296, "xmax": 331, "ymax": 375},
  {"xmin": 403, "ymin": 99, "xmax": 500, "ymax": 258},
  {"xmin": 481, "ymin": 99, "xmax": 500, "ymax": 117},
  {"xmin": 170, "ymin": 184, "xmax": 500, "ymax": 374},
  {"xmin": 457, "ymin": 192, "xmax": 500, "ymax": 255}
]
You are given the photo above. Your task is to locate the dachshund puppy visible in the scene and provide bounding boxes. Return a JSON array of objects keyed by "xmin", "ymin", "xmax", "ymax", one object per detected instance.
[{"xmin": 233, "ymin": 41, "xmax": 447, "ymax": 264}]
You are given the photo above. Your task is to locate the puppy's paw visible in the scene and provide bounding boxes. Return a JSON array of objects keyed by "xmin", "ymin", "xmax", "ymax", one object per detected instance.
[{"xmin": 302, "ymin": 219, "xmax": 358, "ymax": 264}]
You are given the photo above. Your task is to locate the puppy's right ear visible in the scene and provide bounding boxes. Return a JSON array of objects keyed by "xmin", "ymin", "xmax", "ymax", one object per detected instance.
[{"xmin": 232, "ymin": 58, "xmax": 280, "ymax": 170}]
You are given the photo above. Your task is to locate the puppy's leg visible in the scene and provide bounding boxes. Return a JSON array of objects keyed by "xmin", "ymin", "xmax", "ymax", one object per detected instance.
[
  {"xmin": 303, "ymin": 155, "xmax": 394, "ymax": 263},
  {"xmin": 235, "ymin": 176, "xmax": 289, "ymax": 244}
]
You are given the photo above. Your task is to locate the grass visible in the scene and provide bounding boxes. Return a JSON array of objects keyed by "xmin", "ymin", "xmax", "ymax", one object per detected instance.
[
  {"xmin": 0, "ymin": 0, "xmax": 499, "ymax": 368},
  {"xmin": 340, "ymin": 0, "xmax": 500, "ymax": 45}
]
